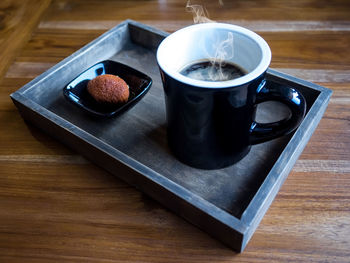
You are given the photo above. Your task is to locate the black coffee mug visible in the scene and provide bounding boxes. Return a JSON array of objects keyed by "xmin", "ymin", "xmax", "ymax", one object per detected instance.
[{"xmin": 157, "ymin": 23, "xmax": 306, "ymax": 169}]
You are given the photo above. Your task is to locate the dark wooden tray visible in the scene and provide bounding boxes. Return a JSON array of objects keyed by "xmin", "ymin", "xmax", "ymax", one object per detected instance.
[{"xmin": 10, "ymin": 20, "xmax": 332, "ymax": 252}]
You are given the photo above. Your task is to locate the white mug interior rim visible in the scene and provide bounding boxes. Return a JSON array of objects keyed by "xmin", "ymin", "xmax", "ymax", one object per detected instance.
[{"xmin": 156, "ymin": 23, "xmax": 272, "ymax": 88}]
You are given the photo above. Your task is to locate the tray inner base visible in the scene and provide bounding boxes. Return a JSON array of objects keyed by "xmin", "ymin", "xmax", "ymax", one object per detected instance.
[{"xmin": 22, "ymin": 28, "xmax": 314, "ymax": 219}]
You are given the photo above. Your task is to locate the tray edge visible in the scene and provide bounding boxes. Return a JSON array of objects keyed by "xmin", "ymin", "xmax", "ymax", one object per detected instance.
[{"xmin": 240, "ymin": 70, "xmax": 332, "ymax": 249}]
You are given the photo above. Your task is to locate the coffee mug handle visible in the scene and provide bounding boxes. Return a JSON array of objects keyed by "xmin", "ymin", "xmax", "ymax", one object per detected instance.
[{"xmin": 250, "ymin": 79, "xmax": 307, "ymax": 145}]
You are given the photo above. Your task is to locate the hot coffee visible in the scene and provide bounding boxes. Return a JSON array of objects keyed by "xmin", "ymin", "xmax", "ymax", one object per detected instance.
[
  {"xmin": 157, "ymin": 23, "xmax": 306, "ymax": 169},
  {"xmin": 180, "ymin": 60, "xmax": 246, "ymax": 82}
]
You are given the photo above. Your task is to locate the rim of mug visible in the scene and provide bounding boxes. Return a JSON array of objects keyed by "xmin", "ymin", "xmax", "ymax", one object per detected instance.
[{"xmin": 157, "ymin": 23, "xmax": 272, "ymax": 88}]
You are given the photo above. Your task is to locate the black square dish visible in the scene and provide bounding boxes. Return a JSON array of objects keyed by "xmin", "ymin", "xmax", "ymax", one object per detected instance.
[{"xmin": 63, "ymin": 60, "xmax": 152, "ymax": 117}]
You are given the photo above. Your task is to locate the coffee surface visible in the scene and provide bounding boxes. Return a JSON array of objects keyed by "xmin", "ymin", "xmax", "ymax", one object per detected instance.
[{"xmin": 180, "ymin": 60, "xmax": 246, "ymax": 82}]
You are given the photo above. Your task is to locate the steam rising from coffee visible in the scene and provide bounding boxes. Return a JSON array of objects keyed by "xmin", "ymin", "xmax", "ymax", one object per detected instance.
[
  {"xmin": 184, "ymin": 1, "xmax": 238, "ymax": 82},
  {"xmin": 185, "ymin": 1, "xmax": 215, "ymax": 23}
]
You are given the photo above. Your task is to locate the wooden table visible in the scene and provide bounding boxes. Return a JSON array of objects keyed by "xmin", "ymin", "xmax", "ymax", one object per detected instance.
[{"xmin": 1, "ymin": 0, "xmax": 349, "ymax": 261}]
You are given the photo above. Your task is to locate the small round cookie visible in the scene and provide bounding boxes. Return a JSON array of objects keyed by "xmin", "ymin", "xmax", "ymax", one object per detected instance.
[{"xmin": 87, "ymin": 74, "xmax": 129, "ymax": 104}]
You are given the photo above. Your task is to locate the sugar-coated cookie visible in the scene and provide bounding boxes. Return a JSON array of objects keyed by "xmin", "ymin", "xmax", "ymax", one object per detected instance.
[{"xmin": 87, "ymin": 74, "xmax": 129, "ymax": 104}]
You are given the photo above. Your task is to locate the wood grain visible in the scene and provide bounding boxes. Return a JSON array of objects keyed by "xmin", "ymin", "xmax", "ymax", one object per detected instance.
[
  {"xmin": 1, "ymin": 0, "xmax": 350, "ymax": 262},
  {"xmin": 0, "ymin": 0, "xmax": 51, "ymax": 81},
  {"xmin": 41, "ymin": 0, "xmax": 350, "ymax": 22}
]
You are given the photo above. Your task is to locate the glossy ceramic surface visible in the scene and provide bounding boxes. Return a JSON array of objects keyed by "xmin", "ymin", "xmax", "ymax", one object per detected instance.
[
  {"xmin": 161, "ymin": 70, "xmax": 306, "ymax": 169},
  {"xmin": 157, "ymin": 23, "xmax": 306, "ymax": 169},
  {"xmin": 63, "ymin": 60, "xmax": 152, "ymax": 118}
]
